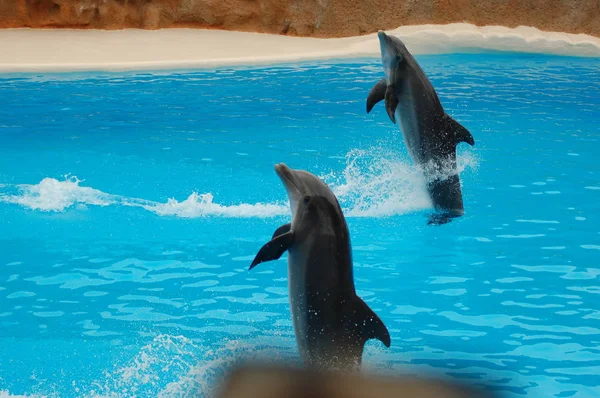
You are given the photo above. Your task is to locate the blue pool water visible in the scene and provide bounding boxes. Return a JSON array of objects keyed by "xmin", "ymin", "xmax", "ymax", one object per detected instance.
[{"xmin": 0, "ymin": 53, "xmax": 599, "ymax": 397}]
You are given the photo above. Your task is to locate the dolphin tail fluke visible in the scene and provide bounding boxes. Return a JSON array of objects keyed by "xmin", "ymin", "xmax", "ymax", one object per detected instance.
[
  {"xmin": 349, "ymin": 297, "xmax": 391, "ymax": 348},
  {"xmin": 249, "ymin": 231, "xmax": 294, "ymax": 270},
  {"xmin": 444, "ymin": 113, "xmax": 474, "ymax": 146},
  {"xmin": 427, "ymin": 212, "xmax": 457, "ymax": 226},
  {"xmin": 366, "ymin": 78, "xmax": 387, "ymax": 113}
]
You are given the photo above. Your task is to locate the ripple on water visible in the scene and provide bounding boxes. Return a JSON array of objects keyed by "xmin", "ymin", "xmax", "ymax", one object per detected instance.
[
  {"xmin": 420, "ymin": 329, "xmax": 487, "ymax": 338},
  {"xmin": 83, "ymin": 290, "xmax": 109, "ymax": 297},
  {"xmin": 581, "ymin": 245, "xmax": 600, "ymax": 250},
  {"xmin": 438, "ymin": 311, "xmax": 600, "ymax": 336},
  {"xmin": 182, "ymin": 280, "xmax": 219, "ymax": 288},
  {"xmin": 6, "ymin": 291, "xmax": 36, "ymax": 299},
  {"xmin": 512, "ymin": 264, "xmax": 576, "ymax": 273},
  {"xmin": 567, "ymin": 286, "xmax": 600, "ymax": 295},
  {"xmin": 501, "ymin": 301, "xmax": 563, "ymax": 309},
  {"xmin": 118, "ymin": 294, "xmax": 186, "ymax": 308},
  {"xmin": 496, "ymin": 277, "xmax": 535, "ymax": 283},
  {"xmin": 428, "ymin": 276, "xmax": 471, "ymax": 284},
  {"xmin": 497, "ymin": 234, "xmax": 545, "ymax": 239},
  {"xmin": 516, "ymin": 219, "xmax": 559, "ymax": 224},
  {"xmin": 432, "ymin": 289, "xmax": 467, "ymax": 296},
  {"xmin": 204, "ymin": 285, "xmax": 257, "ymax": 292},
  {"xmin": 32, "ymin": 311, "xmax": 65, "ymax": 318}
]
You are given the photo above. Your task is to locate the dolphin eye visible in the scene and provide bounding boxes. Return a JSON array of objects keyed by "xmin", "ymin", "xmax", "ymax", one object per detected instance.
[
  {"xmin": 395, "ymin": 54, "xmax": 403, "ymax": 64},
  {"xmin": 303, "ymin": 196, "xmax": 310, "ymax": 204}
]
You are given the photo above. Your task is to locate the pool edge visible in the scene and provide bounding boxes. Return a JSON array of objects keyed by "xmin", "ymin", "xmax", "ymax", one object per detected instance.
[{"xmin": 1, "ymin": 23, "xmax": 599, "ymax": 73}]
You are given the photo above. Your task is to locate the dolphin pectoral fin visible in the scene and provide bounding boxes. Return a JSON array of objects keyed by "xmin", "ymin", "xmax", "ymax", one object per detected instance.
[
  {"xmin": 444, "ymin": 113, "xmax": 474, "ymax": 146},
  {"xmin": 366, "ymin": 78, "xmax": 387, "ymax": 113},
  {"xmin": 249, "ymin": 231, "xmax": 294, "ymax": 270},
  {"xmin": 384, "ymin": 86, "xmax": 399, "ymax": 124},
  {"xmin": 271, "ymin": 223, "xmax": 291, "ymax": 239},
  {"xmin": 348, "ymin": 297, "xmax": 391, "ymax": 348}
]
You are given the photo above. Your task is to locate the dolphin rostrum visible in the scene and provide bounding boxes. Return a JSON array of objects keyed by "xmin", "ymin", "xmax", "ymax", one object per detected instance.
[
  {"xmin": 249, "ymin": 163, "xmax": 391, "ymax": 370},
  {"xmin": 367, "ymin": 31, "xmax": 475, "ymax": 225}
]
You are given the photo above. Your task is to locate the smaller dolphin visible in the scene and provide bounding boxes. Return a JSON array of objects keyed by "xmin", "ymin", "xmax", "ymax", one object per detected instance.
[
  {"xmin": 249, "ymin": 163, "xmax": 390, "ymax": 371},
  {"xmin": 367, "ymin": 31, "xmax": 475, "ymax": 225}
]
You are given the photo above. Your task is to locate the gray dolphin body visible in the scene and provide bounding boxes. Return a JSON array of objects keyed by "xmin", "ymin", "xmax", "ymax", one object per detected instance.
[
  {"xmin": 249, "ymin": 163, "xmax": 390, "ymax": 370},
  {"xmin": 367, "ymin": 31, "xmax": 475, "ymax": 225}
]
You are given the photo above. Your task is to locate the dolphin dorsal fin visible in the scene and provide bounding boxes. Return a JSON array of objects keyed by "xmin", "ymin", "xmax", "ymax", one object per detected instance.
[
  {"xmin": 444, "ymin": 113, "xmax": 474, "ymax": 146},
  {"xmin": 347, "ymin": 297, "xmax": 391, "ymax": 347}
]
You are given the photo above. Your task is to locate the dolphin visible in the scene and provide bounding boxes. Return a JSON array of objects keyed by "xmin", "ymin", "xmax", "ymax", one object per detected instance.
[
  {"xmin": 249, "ymin": 163, "xmax": 390, "ymax": 371},
  {"xmin": 366, "ymin": 31, "xmax": 475, "ymax": 225}
]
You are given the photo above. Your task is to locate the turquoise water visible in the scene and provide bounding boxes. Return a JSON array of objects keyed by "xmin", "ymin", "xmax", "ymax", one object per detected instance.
[{"xmin": 0, "ymin": 53, "xmax": 599, "ymax": 397}]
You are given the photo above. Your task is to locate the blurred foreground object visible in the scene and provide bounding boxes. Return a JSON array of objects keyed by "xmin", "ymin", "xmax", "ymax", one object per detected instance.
[{"xmin": 215, "ymin": 363, "xmax": 496, "ymax": 398}]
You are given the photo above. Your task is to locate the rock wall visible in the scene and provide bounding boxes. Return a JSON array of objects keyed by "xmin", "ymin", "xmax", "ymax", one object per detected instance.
[{"xmin": 0, "ymin": 0, "xmax": 599, "ymax": 38}]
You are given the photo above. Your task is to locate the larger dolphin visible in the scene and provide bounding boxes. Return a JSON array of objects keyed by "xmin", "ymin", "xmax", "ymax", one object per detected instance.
[
  {"xmin": 249, "ymin": 163, "xmax": 390, "ymax": 371},
  {"xmin": 367, "ymin": 31, "xmax": 475, "ymax": 225}
]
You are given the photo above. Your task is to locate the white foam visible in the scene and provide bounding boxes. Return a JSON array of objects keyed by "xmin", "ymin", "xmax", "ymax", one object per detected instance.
[
  {"xmin": 0, "ymin": 23, "xmax": 599, "ymax": 73},
  {"xmin": 141, "ymin": 193, "xmax": 288, "ymax": 219},
  {"xmin": 0, "ymin": 392, "xmax": 43, "ymax": 398},
  {"xmin": 0, "ymin": 175, "xmax": 113, "ymax": 212},
  {"xmin": 0, "ymin": 149, "xmax": 477, "ymax": 219},
  {"xmin": 0, "ymin": 177, "xmax": 288, "ymax": 218}
]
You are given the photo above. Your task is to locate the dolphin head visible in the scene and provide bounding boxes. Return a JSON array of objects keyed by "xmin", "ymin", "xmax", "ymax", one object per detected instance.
[
  {"xmin": 274, "ymin": 163, "xmax": 343, "ymax": 236},
  {"xmin": 377, "ymin": 31, "xmax": 410, "ymax": 81}
]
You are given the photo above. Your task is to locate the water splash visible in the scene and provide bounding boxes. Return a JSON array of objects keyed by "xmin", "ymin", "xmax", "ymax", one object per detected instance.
[
  {"xmin": 81, "ymin": 335, "xmax": 298, "ymax": 398},
  {"xmin": 142, "ymin": 193, "xmax": 288, "ymax": 219},
  {"xmin": 420, "ymin": 149, "xmax": 480, "ymax": 182},
  {"xmin": 0, "ymin": 149, "xmax": 477, "ymax": 219},
  {"xmin": 322, "ymin": 147, "xmax": 431, "ymax": 217},
  {"xmin": 87, "ymin": 335, "xmax": 203, "ymax": 397},
  {"xmin": 0, "ymin": 392, "xmax": 45, "ymax": 398},
  {"xmin": 0, "ymin": 175, "xmax": 114, "ymax": 212},
  {"xmin": 0, "ymin": 179, "xmax": 288, "ymax": 219}
]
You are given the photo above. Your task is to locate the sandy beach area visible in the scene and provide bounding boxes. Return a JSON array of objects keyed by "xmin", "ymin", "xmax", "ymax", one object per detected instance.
[{"xmin": 0, "ymin": 23, "xmax": 599, "ymax": 72}]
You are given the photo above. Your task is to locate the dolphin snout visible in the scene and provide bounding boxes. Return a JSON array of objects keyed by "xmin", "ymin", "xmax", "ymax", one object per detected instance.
[
  {"xmin": 274, "ymin": 163, "xmax": 302, "ymax": 208},
  {"xmin": 274, "ymin": 163, "xmax": 290, "ymax": 177},
  {"xmin": 274, "ymin": 163, "xmax": 295, "ymax": 189}
]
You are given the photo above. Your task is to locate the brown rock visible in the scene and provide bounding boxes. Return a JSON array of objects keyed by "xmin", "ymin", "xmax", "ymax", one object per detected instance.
[
  {"xmin": 0, "ymin": 0, "xmax": 598, "ymax": 38},
  {"xmin": 142, "ymin": 4, "xmax": 161, "ymax": 29}
]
